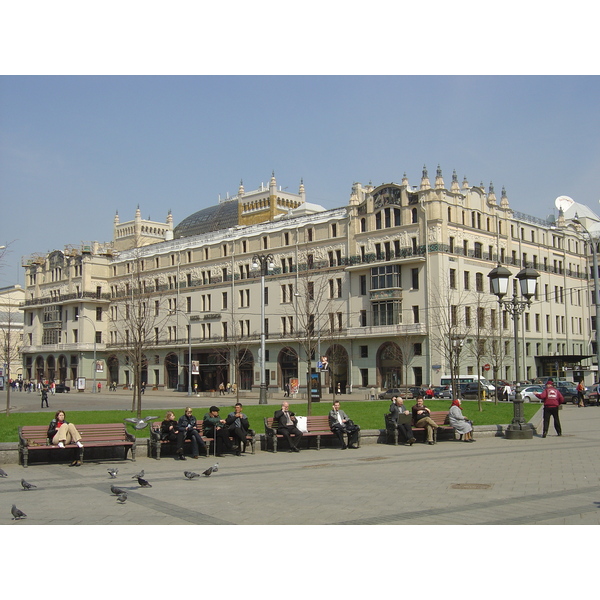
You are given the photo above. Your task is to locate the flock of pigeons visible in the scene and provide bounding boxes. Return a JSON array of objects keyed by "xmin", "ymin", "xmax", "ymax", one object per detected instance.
[{"xmin": 2, "ymin": 461, "xmax": 220, "ymax": 521}]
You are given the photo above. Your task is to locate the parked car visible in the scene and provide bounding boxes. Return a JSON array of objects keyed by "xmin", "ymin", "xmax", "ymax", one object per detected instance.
[
  {"xmin": 587, "ymin": 383, "xmax": 599, "ymax": 405},
  {"xmin": 408, "ymin": 386, "xmax": 425, "ymax": 398},
  {"xmin": 433, "ymin": 386, "xmax": 452, "ymax": 399},
  {"xmin": 555, "ymin": 384, "xmax": 579, "ymax": 405},
  {"xmin": 517, "ymin": 384, "xmax": 544, "ymax": 402},
  {"xmin": 378, "ymin": 388, "xmax": 402, "ymax": 400},
  {"xmin": 461, "ymin": 381, "xmax": 496, "ymax": 400},
  {"xmin": 55, "ymin": 383, "xmax": 70, "ymax": 393}
]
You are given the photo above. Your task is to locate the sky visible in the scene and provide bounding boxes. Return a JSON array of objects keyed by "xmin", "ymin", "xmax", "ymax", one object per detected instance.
[{"xmin": 2, "ymin": 74, "xmax": 600, "ymax": 287}]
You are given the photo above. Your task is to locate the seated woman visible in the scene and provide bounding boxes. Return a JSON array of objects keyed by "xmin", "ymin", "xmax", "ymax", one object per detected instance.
[
  {"xmin": 160, "ymin": 411, "xmax": 185, "ymax": 458},
  {"xmin": 448, "ymin": 399, "xmax": 475, "ymax": 442},
  {"xmin": 47, "ymin": 410, "xmax": 84, "ymax": 466}
]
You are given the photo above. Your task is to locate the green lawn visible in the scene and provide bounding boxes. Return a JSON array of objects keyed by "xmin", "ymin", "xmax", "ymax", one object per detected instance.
[{"xmin": 0, "ymin": 400, "xmax": 541, "ymax": 443}]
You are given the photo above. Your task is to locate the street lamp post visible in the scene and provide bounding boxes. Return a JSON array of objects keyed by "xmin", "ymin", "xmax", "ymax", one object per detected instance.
[
  {"xmin": 76, "ymin": 314, "xmax": 97, "ymax": 393},
  {"xmin": 571, "ymin": 214, "xmax": 600, "ymax": 381},
  {"xmin": 170, "ymin": 310, "xmax": 193, "ymax": 396},
  {"xmin": 488, "ymin": 264, "xmax": 540, "ymax": 439},
  {"xmin": 252, "ymin": 253, "xmax": 274, "ymax": 404}
]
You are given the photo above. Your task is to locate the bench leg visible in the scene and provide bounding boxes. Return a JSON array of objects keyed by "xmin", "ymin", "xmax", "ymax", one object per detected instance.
[{"xmin": 22, "ymin": 448, "xmax": 28, "ymax": 468}]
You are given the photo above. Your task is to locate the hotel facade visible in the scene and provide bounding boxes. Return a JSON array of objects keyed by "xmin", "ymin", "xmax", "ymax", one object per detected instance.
[{"xmin": 19, "ymin": 169, "xmax": 599, "ymax": 394}]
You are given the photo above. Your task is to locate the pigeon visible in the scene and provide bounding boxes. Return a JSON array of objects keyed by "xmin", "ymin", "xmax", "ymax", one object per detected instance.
[
  {"xmin": 124, "ymin": 416, "xmax": 158, "ymax": 430},
  {"xmin": 202, "ymin": 463, "xmax": 219, "ymax": 477},
  {"xmin": 11, "ymin": 504, "xmax": 26, "ymax": 520},
  {"xmin": 111, "ymin": 484, "xmax": 128, "ymax": 496},
  {"xmin": 117, "ymin": 493, "xmax": 128, "ymax": 503},
  {"xmin": 131, "ymin": 469, "xmax": 145, "ymax": 479},
  {"xmin": 21, "ymin": 478, "xmax": 37, "ymax": 491},
  {"xmin": 107, "ymin": 468, "xmax": 119, "ymax": 479},
  {"xmin": 0, "ymin": 467, "xmax": 7, "ymax": 477},
  {"xmin": 137, "ymin": 476, "xmax": 152, "ymax": 488},
  {"xmin": 184, "ymin": 471, "xmax": 200, "ymax": 479}
]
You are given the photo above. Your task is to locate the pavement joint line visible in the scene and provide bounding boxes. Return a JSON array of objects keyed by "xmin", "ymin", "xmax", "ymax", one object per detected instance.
[{"xmin": 334, "ymin": 484, "xmax": 600, "ymax": 525}]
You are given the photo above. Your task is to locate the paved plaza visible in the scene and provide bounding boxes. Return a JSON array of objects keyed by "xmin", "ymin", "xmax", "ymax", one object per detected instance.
[{"xmin": 2, "ymin": 392, "xmax": 599, "ymax": 526}]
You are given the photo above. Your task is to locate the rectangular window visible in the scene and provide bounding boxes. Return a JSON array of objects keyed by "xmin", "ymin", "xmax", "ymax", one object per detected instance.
[
  {"xmin": 411, "ymin": 268, "xmax": 419, "ymax": 290},
  {"xmin": 360, "ymin": 345, "xmax": 368, "ymax": 358}
]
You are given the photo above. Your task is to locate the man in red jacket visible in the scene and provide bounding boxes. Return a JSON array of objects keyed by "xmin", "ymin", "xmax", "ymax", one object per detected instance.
[{"xmin": 535, "ymin": 379, "xmax": 565, "ymax": 438}]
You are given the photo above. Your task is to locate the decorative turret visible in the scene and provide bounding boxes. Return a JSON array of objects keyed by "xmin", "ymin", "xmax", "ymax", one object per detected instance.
[
  {"xmin": 556, "ymin": 207, "xmax": 566, "ymax": 228},
  {"xmin": 450, "ymin": 170, "xmax": 460, "ymax": 193},
  {"xmin": 269, "ymin": 171, "xmax": 277, "ymax": 195},
  {"xmin": 500, "ymin": 186, "xmax": 510, "ymax": 208},
  {"xmin": 462, "ymin": 175, "xmax": 469, "ymax": 190},
  {"xmin": 114, "ymin": 211, "xmax": 120, "ymax": 225},
  {"xmin": 238, "ymin": 180, "xmax": 245, "ymax": 197},
  {"xmin": 135, "ymin": 205, "xmax": 141, "ymax": 221},
  {"xmin": 487, "ymin": 182, "xmax": 497, "ymax": 205},
  {"xmin": 299, "ymin": 178, "xmax": 306, "ymax": 202},
  {"xmin": 401, "ymin": 172, "xmax": 409, "ymax": 188},
  {"xmin": 420, "ymin": 165, "xmax": 431, "ymax": 190},
  {"xmin": 435, "ymin": 165, "xmax": 445, "ymax": 189}
]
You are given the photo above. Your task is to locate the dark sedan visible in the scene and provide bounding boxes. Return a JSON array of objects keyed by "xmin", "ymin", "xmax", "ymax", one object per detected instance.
[{"xmin": 55, "ymin": 383, "xmax": 71, "ymax": 393}]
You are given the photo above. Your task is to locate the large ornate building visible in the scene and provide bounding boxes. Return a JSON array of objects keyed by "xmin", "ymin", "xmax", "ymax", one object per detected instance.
[{"xmin": 19, "ymin": 169, "xmax": 599, "ymax": 393}]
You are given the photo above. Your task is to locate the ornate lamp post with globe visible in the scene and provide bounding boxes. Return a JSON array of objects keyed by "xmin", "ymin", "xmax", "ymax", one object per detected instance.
[{"xmin": 488, "ymin": 264, "xmax": 540, "ymax": 439}]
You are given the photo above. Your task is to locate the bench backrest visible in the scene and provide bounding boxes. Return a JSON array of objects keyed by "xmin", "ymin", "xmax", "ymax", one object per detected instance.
[
  {"xmin": 20, "ymin": 423, "xmax": 133, "ymax": 444},
  {"xmin": 386, "ymin": 411, "xmax": 450, "ymax": 427},
  {"xmin": 265, "ymin": 415, "xmax": 330, "ymax": 432},
  {"xmin": 151, "ymin": 420, "xmax": 211, "ymax": 437}
]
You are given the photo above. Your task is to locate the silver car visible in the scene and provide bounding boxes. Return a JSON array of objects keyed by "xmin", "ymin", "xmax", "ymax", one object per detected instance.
[{"xmin": 517, "ymin": 384, "xmax": 544, "ymax": 402}]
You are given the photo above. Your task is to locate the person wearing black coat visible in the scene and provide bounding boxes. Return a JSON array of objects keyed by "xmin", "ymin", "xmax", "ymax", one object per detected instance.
[
  {"xmin": 177, "ymin": 407, "xmax": 206, "ymax": 459},
  {"xmin": 225, "ymin": 403, "xmax": 250, "ymax": 456},
  {"xmin": 273, "ymin": 401, "xmax": 303, "ymax": 452},
  {"xmin": 160, "ymin": 411, "xmax": 186, "ymax": 458}
]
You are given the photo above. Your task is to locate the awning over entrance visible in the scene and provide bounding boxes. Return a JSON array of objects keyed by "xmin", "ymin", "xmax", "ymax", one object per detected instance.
[{"xmin": 535, "ymin": 355, "xmax": 593, "ymax": 364}]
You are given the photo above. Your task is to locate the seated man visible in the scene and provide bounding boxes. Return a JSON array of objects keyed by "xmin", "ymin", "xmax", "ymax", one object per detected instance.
[
  {"xmin": 225, "ymin": 403, "xmax": 251, "ymax": 456},
  {"xmin": 273, "ymin": 401, "xmax": 303, "ymax": 452},
  {"xmin": 177, "ymin": 407, "xmax": 207, "ymax": 459},
  {"xmin": 389, "ymin": 396, "xmax": 416, "ymax": 445},
  {"xmin": 411, "ymin": 397, "xmax": 439, "ymax": 445},
  {"xmin": 203, "ymin": 406, "xmax": 234, "ymax": 456},
  {"xmin": 328, "ymin": 400, "xmax": 360, "ymax": 449}
]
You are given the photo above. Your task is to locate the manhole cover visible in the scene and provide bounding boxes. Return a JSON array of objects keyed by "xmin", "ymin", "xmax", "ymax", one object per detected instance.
[
  {"xmin": 451, "ymin": 483, "xmax": 493, "ymax": 490},
  {"xmin": 358, "ymin": 456, "xmax": 390, "ymax": 462},
  {"xmin": 302, "ymin": 463, "xmax": 332, "ymax": 469}
]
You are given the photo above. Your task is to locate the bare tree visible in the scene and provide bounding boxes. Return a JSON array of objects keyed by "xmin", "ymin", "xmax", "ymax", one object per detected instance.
[
  {"xmin": 0, "ymin": 295, "xmax": 22, "ymax": 416},
  {"xmin": 287, "ymin": 253, "xmax": 344, "ymax": 415},
  {"xmin": 111, "ymin": 249, "xmax": 169, "ymax": 418}
]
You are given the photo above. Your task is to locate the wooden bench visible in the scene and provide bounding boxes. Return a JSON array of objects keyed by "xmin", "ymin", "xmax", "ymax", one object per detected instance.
[
  {"xmin": 384, "ymin": 411, "xmax": 455, "ymax": 445},
  {"xmin": 148, "ymin": 421, "xmax": 255, "ymax": 459},
  {"xmin": 264, "ymin": 415, "xmax": 361, "ymax": 452},
  {"xmin": 18, "ymin": 423, "xmax": 137, "ymax": 468}
]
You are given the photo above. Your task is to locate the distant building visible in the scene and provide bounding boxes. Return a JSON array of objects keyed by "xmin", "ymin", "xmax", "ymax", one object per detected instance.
[
  {"xmin": 19, "ymin": 169, "xmax": 598, "ymax": 393},
  {"xmin": 0, "ymin": 284, "xmax": 25, "ymax": 383}
]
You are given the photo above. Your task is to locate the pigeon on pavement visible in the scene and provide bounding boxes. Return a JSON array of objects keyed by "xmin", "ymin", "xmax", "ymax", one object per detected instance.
[
  {"xmin": 11, "ymin": 505, "xmax": 26, "ymax": 520},
  {"xmin": 137, "ymin": 476, "xmax": 152, "ymax": 488},
  {"xmin": 124, "ymin": 416, "xmax": 158, "ymax": 430},
  {"xmin": 131, "ymin": 469, "xmax": 145, "ymax": 479},
  {"xmin": 202, "ymin": 463, "xmax": 219, "ymax": 477},
  {"xmin": 117, "ymin": 493, "xmax": 128, "ymax": 503},
  {"xmin": 111, "ymin": 484, "xmax": 128, "ymax": 495},
  {"xmin": 21, "ymin": 479, "xmax": 37, "ymax": 491},
  {"xmin": 184, "ymin": 471, "xmax": 200, "ymax": 479},
  {"xmin": 107, "ymin": 468, "xmax": 119, "ymax": 479},
  {"xmin": 0, "ymin": 467, "xmax": 7, "ymax": 477}
]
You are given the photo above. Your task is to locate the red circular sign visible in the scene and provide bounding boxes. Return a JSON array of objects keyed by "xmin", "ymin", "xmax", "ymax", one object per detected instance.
[{"xmin": 483, "ymin": 364, "xmax": 491, "ymax": 371}]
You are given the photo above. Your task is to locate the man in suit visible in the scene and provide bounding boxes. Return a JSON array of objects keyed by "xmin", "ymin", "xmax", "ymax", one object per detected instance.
[
  {"xmin": 273, "ymin": 401, "xmax": 303, "ymax": 452},
  {"xmin": 328, "ymin": 400, "xmax": 359, "ymax": 449},
  {"xmin": 389, "ymin": 396, "xmax": 416, "ymax": 445},
  {"xmin": 225, "ymin": 402, "xmax": 250, "ymax": 456}
]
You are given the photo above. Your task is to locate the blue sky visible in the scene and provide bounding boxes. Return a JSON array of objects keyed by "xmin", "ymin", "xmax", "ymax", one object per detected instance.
[{"xmin": 2, "ymin": 75, "xmax": 600, "ymax": 286}]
